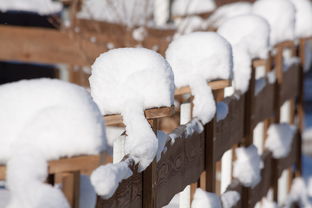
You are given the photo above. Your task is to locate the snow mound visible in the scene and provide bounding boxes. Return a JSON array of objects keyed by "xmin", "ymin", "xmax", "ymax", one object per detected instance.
[
  {"xmin": 253, "ymin": 0, "xmax": 296, "ymax": 46},
  {"xmin": 221, "ymin": 191, "xmax": 240, "ymax": 208},
  {"xmin": 77, "ymin": 0, "xmax": 154, "ymax": 27},
  {"xmin": 191, "ymin": 189, "xmax": 240, "ymax": 208},
  {"xmin": 172, "ymin": 0, "xmax": 216, "ymax": 16},
  {"xmin": 206, "ymin": 2, "xmax": 252, "ymax": 28},
  {"xmin": 166, "ymin": 32, "xmax": 233, "ymax": 124},
  {"xmin": 233, "ymin": 145, "xmax": 262, "ymax": 187},
  {"xmin": 191, "ymin": 188, "xmax": 221, "ymax": 208},
  {"xmin": 91, "ymin": 161, "xmax": 132, "ymax": 199},
  {"xmin": 0, "ymin": 0, "xmax": 62, "ymax": 15},
  {"xmin": 90, "ymin": 48, "xmax": 174, "ymax": 170},
  {"xmin": 218, "ymin": 14, "xmax": 270, "ymax": 94},
  {"xmin": 265, "ymin": 123, "xmax": 296, "ymax": 159},
  {"xmin": 0, "ymin": 79, "xmax": 106, "ymax": 207},
  {"xmin": 285, "ymin": 177, "xmax": 312, "ymax": 208},
  {"xmin": 289, "ymin": 0, "xmax": 312, "ymax": 38},
  {"xmin": 175, "ymin": 16, "xmax": 205, "ymax": 35}
]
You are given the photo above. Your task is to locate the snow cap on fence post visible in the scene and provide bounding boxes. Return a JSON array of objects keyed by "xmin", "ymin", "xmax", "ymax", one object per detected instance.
[
  {"xmin": 89, "ymin": 48, "xmax": 175, "ymax": 171},
  {"xmin": 0, "ymin": 79, "xmax": 107, "ymax": 208},
  {"xmin": 218, "ymin": 14, "xmax": 270, "ymax": 94},
  {"xmin": 253, "ymin": 0, "xmax": 296, "ymax": 46},
  {"xmin": 166, "ymin": 32, "xmax": 233, "ymax": 124}
]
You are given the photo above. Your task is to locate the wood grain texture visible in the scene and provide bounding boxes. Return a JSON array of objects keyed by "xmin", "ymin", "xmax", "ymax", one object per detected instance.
[
  {"xmin": 279, "ymin": 64, "xmax": 300, "ymax": 106},
  {"xmin": 214, "ymin": 95, "xmax": 245, "ymax": 161},
  {"xmin": 175, "ymin": 80, "xmax": 231, "ymax": 96}
]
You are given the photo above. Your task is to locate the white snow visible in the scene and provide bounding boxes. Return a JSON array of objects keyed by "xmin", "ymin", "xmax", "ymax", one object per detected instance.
[
  {"xmin": 132, "ymin": 27, "xmax": 147, "ymax": 42},
  {"xmin": 90, "ymin": 48, "xmax": 174, "ymax": 171},
  {"xmin": 284, "ymin": 177, "xmax": 312, "ymax": 208},
  {"xmin": 175, "ymin": 16, "xmax": 205, "ymax": 35},
  {"xmin": 156, "ymin": 131, "xmax": 169, "ymax": 161},
  {"xmin": 220, "ymin": 191, "xmax": 240, "ymax": 208},
  {"xmin": 191, "ymin": 188, "xmax": 221, "ymax": 208},
  {"xmin": 172, "ymin": 0, "xmax": 216, "ymax": 17},
  {"xmin": 166, "ymin": 32, "xmax": 233, "ymax": 124},
  {"xmin": 289, "ymin": 0, "xmax": 312, "ymax": 38},
  {"xmin": 205, "ymin": 2, "xmax": 252, "ymax": 28},
  {"xmin": 216, "ymin": 102, "xmax": 229, "ymax": 122},
  {"xmin": 262, "ymin": 198, "xmax": 278, "ymax": 208},
  {"xmin": 0, "ymin": 0, "xmax": 62, "ymax": 15},
  {"xmin": 218, "ymin": 14, "xmax": 270, "ymax": 94},
  {"xmin": 304, "ymin": 41, "xmax": 312, "ymax": 72},
  {"xmin": 0, "ymin": 79, "xmax": 106, "ymax": 207},
  {"xmin": 233, "ymin": 145, "xmax": 262, "ymax": 187},
  {"xmin": 79, "ymin": 175, "xmax": 96, "ymax": 208},
  {"xmin": 91, "ymin": 160, "xmax": 132, "ymax": 199},
  {"xmin": 77, "ymin": 0, "xmax": 154, "ymax": 27},
  {"xmin": 191, "ymin": 189, "xmax": 240, "ymax": 208},
  {"xmin": 253, "ymin": 0, "xmax": 296, "ymax": 46},
  {"xmin": 265, "ymin": 123, "xmax": 296, "ymax": 159}
]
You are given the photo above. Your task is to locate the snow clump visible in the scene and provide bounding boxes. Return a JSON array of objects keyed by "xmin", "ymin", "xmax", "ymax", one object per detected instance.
[
  {"xmin": 289, "ymin": 0, "xmax": 312, "ymax": 38},
  {"xmin": 253, "ymin": 0, "xmax": 296, "ymax": 46},
  {"xmin": 218, "ymin": 14, "xmax": 270, "ymax": 94},
  {"xmin": 166, "ymin": 32, "xmax": 233, "ymax": 124},
  {"xmin": 233, "ymin": 145, "xmax": 262, "ymax": 187},
  {"xmin": 265, "ymin": 123, "xmax": 296, "ymax": 159},
  {"xmin": 89, "ymin": 48, "xmax": 174, "ymax": 171},
  {"xmin": 172, "ymin": 0, "xmax": 215, "ymax": 17},
  {"xmin": 0, "ymin": 79, "xmax": 106, "ymax": 208}
]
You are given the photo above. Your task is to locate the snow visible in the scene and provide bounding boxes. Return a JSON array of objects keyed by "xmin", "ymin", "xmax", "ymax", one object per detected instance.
[
  {"xmin": 156, "ymin": 131, "xmax": 169, "ymax": 161},
  {"xmin": 172, "ymin": 0, "xmax": 216, "ymax": 17},
  {"xmin": 220, "ymin": 191, "xmax": 240, "ymax": 208},
  {"xmin": 132, "ymin": 27, "xmax": 147, "ymax": 42},
  {"xmin": 265, "ymin": 123, "xmax": 296, "ymax": 159},
  {"xmin": 166, "ymin": 32, "xmax": 233, "ymax": 124},
  {"xmin": 191, "ymin": 188, "xmax": 221, "ymax": 208},
  {"xmin": 218, "ymin": 15, "xmax": 270, "ymax": 94},
  {"xmin": 216, "ymin": 102, "xmax": 229, "ymax": 122},
  {"xmin": 0, "ymin": 79, "xmax": 106, "ymax": 207},
  {"xmin": 284, "ymin": 177, "xmax": 312, "ymax": 208},
  {"xmin": 91, "ymin": 160, "xmax": 133, "ymax": 199},
  {"xmin": 253, "ymin": 0, "xmax": 296, "ymax": 46},
  {"xmin": 0, "ymin": 0, "xmax": 62, "ymax": 15},
  {"xmin": 262, "ymin": 198, "xmax": 278, "ymax": 208},
  {"xmin": 233, "ymin": 145, "xmax": 262, "ymax": 187},
  {"xmin": 90, "ymin": 48, "xmax": 174, "ymax": 171},
  {"xmin": 79, "ymin": 175, "xmax": 96, "ymax": 208},
  {"xmin": 77, "ymin": 0, "xmax": 154, "ymax": 27},
  {"xmin": 191, "ymin": 189, "xmax": 239, "ymax": 208},
  {"xmin": 304, "ymin": 41, "xmax": 312, "ymax": 72},
  {"xmin": 106, "ymin": 126, "xmax": 125, "ymax": 155},
  {"xmin": 175, "ymin": 16, "xmax": 205, "ymax": 35},
  {"xmin": 289, "ymin": 0, "xmax": 312, "ymax": 38},
  {"xmin": 205, "ymin": 2, "xmax": 252, "ymax": 28}
]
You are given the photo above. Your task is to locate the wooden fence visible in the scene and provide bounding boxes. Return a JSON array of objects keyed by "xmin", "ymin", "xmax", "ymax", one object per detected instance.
[{"xmin": 95, "ymin": 38, "xmax": 308, "ymax": 208}]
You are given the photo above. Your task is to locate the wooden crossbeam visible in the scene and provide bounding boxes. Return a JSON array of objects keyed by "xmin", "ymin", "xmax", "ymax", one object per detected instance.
[{"xmin": 0, "ymin": 155, "xmax": 101, "ymax": 180}]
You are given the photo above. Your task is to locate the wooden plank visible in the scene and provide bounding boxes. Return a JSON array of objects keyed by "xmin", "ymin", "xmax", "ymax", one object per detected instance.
[
  {"xmin": 252, "ymin": 83, "xmax": 275, "ymax": 128},
  {"xmin": 0, "ymin": 25, "xmax": 105, "ymax": 66},
  {"xmin": 279, "ymin": 64, "xmax": 300, "ymax": 106},
  {"xmin": 174, "ymin": 80, "xmax": 231, "ymax": 96},
  {"xmin": 214, "ymin": 95, "xmax": 245, "ymax": 161},
  {"xmin": 0, "ymin": 155, "xmax": 101, "ymax": 180},
  {"xmin": 155, "ymin": 125, "xmax": 205, "ymax": 208},
  {"xmin": 104, "ymin": 106, "xmax": 175, "ymax": 126},
  {"xmin": 215, "ymin": 0, "xmax": 256, "ymax": 7}
]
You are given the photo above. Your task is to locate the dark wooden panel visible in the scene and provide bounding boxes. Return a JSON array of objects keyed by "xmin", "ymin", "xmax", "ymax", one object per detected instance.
[
  {"xmin": 249, "ymin": 151, "xmax": 273, "ymax": 207},
  {"xmin": 96, "ymin": 164, "xmax": 142, "ymax": 208},
  {"xmin": 277, "ymin": 132, "xmax": 298, "ymax": 177},
  {"xmin": 155, "ymin": 125, "xmax": 205, "ymax": 208},
  {"xmin": 280, "ymin": 64, "xmax": 300, "ymax": 105},
  {"xmin": 252, "ymin": 83, "xmax": 275, "ymax": 128},
  {"xmin": 214, "ymin": 95, "xmax": 245, "ymax": 161}
]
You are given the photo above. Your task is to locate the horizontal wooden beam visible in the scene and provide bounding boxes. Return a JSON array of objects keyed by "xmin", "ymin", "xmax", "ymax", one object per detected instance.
[
  {"xmin": 0, "ymin": 154, "xmax": 101, "ymax": 180},
  {"xmin": 174, "ymin": 80, "xmax": 231, "ymax": 96},
  {"xmin": 0, "ymin": 25, "xmax": 105, "ymax": 66},
  {"xmin": 104, "ymin": 106, "xmax": 175, "ymax": 126}
]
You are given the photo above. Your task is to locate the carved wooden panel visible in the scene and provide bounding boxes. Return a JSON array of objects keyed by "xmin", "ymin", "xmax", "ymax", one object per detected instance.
[
  {"xmin": 96, "ymin": 166, "xmax": 142, "ymax": 208},
  {"xmin": 215, "ymin": 95, "xmax": 245, "ymax": 161},
  {"xmin": 249, "ymin": 151, "xmax": 273, "ymax": 207},
  {"xmin": 252, "ymin": 83, "xmax": 275, "ymax": 129},
  {"xmin": 280, "ymin": 64, "xmax": 300, "ymax": 106},
  {"xmin": 155, "ymin": 125, "xmax": 205, "ymax": 208},
  {"xmin": 277, "ymin": 132, "xmax": 298, "ymax": 178}
]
